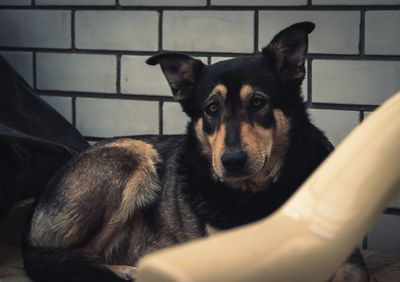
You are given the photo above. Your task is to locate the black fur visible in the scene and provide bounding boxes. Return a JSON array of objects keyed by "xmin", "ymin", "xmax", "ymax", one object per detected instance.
[{"xmin": 24, "ymin": 246, "xmax": 127, "ymax": 282}]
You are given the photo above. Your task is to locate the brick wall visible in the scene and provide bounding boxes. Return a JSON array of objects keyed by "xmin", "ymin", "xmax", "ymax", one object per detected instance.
[{"xmin": 0, "ymin": 0, "xmax": 399, "ymax": 252}]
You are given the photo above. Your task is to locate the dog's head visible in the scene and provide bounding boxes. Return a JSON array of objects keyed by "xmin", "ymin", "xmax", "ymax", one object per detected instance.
[{"xmin": 148, "ymin": 22, "xmax": 314, "ymax": 191}]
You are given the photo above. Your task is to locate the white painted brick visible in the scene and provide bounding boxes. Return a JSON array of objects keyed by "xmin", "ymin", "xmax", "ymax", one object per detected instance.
[
  {"xmin": 163, "ymin": 11, "xmax": 254, "ymax": 53},
  {"xmin": 259, "ymin": 11, "xmax": 360, "ymax": 54},
  {"xmin": 0, "ymin": 0, "xmax": 31, "ymax": 5},
  {"xmin": 76, "ymin": 98, "xmax": 159, "ymax": 137},
  {"xmin": 37, "ymin": 53, "xmax": 116, "ymax": 93},
  {"xmin": 365, "ymin": 11, "xmax": 400, "ymax": 55},
  {"xmin": 1, "ymin": 51, "xmax": 33, "ymax": 86},
  {"xmin": 212, "ymin": 0, "xmax": 307, "ymax": 5},
  {"xmin": 312, "ymin": 60, "xmax": 400, "ymax": 105},
  {"xmin": 0, "ymin": 10, "xmax": 71, "ymax": 48},
  {"xmin": 163, "ymin": 102, "xmax": 189, "ymax": 134},
  {"xmin": 36, "ymin": 0, "xmax": 114, "ymax": 5},
  {"xmin": 121, "ymin": 55, "xmax": 171, "ymax": 96},
  {"xmin": 368, "ymin": 214, "xmax": 400, "ymax": 252},
  {"xmin": 120, "ymin": 0, "xmax": 206, "ymax": 6},
  {"xmin": 308, "ymin": 109, "xmax": 359, "ymax": 146},
  {"xmin": 40, "ymin": 96, "xmax": 72, "ymax": 123},
  {"xmin": 313, "ymin": 0, "xmax": 400, "ymax": 4},
  {"xmin": 76, "ymin": 11, "xmax": 158, "ymax": 51},
  {"xmin": 121, "ymin": 55, "xmax": 207, "ymax": 96},
  {"xmin": 210, "ymin": 57, "xmax": 234, "ymax": 64}
]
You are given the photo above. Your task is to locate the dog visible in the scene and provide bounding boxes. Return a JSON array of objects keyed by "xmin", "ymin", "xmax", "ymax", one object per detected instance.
[{"xmin": 23, "ymin": 22, "xmax": 369, "ymax": 282}]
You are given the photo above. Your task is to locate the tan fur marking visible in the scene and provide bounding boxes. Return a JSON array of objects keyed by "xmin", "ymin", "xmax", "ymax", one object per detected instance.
[
  {"xmin": 239, "ymin": 84, "xmax": 253, "ymax": 102},
  {"xmin": 195, "ymin": 118, "xmax": 212, "ymax": 157},
  {"xmin": 106, "ymin": 139, "xmax": 160, "ymax": 223},
  {"xmin": 227, "ymin": 109, "xmax": 289, "ymax": 191},
  {"xmin": 242, "ymin": 122, "xmax": 273, "ymax": 174},
  {"xmin": 252, "ymin": 109, "xmax": 289, "ymax": 187},
  {"xmin": 270, "ymin": 109, "xmax": 290, "ymax": 174},
  {"xmin": 209, "ymin": 123, "xmax": 226, "ymax": 180},
  {"xmin": 195, "ymin": 84, "xmax": 227, "ymax": 170},
  {"xmin": 226, "ymin": 122, "xmax": 273, "ymax": 191},
  {"xmin": 212, "ymin": 84, "xmax": 228, "ymax": 100},
  {"xmin": 102, "ymin": 139, "xmax": 146, "ymax": 149}
]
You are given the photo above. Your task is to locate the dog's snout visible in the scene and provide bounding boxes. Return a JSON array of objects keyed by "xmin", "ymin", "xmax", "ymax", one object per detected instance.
[{"xmin": 221, "ymin": 148, "xmax": 247, "ymax": 172}]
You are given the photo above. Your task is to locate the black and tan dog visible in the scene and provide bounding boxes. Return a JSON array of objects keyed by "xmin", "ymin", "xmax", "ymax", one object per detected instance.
[{"xmin": 23, "ymin": 22, "xmax": 369, "ymax": 282}]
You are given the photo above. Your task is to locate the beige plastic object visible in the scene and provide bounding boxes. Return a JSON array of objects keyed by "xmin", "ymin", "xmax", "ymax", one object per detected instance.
[{"xmin": 136, "ymin": 93, "xmax": 400, "ymax": 282}]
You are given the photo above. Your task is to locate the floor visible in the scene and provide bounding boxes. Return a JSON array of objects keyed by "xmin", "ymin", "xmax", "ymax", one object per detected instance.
[
  {"xmin": 1, "ymin": 201, "xmax": 399, "ymax": 282},
  {"xmin": 0, "ymin": 200, "xmax": 32, "ymax": 282}
]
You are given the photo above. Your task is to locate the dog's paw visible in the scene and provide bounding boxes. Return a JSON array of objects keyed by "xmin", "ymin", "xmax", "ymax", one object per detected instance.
[
  {"xmin": 118, "ymin": 266, "xmax": 137, "ymax": 281},
  {"xmin": 105, "ymin": 265, "xmax": 137, "ymax": 281}
]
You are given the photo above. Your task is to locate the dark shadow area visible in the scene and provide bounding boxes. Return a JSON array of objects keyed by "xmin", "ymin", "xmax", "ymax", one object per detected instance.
[{"xmin": 0, "ymin": 55, "xmax": 89, "ymax": 220}]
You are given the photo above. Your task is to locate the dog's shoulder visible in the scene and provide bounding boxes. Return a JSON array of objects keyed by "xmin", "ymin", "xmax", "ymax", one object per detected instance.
[{"xmin": 302, "ymin": 122, "xmax": 334, "ymax": 166}]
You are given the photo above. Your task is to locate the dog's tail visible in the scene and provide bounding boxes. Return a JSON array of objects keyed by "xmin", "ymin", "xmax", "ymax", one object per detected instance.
[{"xmin": 23, "ymin": 246, "xmax": 129, "ymax": 282}]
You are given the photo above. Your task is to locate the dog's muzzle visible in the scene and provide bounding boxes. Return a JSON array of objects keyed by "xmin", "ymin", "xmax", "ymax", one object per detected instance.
[{"xmin": 221, "ymin": 147, "xmax": 248, "ymax": 176}]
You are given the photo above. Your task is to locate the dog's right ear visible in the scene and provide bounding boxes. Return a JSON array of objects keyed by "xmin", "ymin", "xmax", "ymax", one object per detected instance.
[
  {"xmin": 147, "ymin": 53, "xmax": 205, "ymax": 103},
  {"xmin": 262, "ymin": 22, "xmax": 315, "ymax": 83}
]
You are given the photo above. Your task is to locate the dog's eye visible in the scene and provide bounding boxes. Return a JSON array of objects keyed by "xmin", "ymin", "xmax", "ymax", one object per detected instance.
[
  {"xmin": 206, "ymin": 103, "xmax": 219, "ymax": 114},
  {"xmin": 250, "ymin": 97, "xmax": 266, "ymax": 110}
]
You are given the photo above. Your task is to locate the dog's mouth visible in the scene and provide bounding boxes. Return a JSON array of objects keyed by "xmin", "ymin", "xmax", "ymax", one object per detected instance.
[
  {"xmin": 213, "ymin": 153, "xmax": 271, "ymax": 192},
  {"xmin": 214, "ymin": 142, "xmax": 287, "ymax": 193},
  {"xmin": 225, "ymin": 177, "xmax": 269, "ymax": 192},
  {"xmin": 220, "ymin": 173, "xmax": 271, "ymax": 193}
]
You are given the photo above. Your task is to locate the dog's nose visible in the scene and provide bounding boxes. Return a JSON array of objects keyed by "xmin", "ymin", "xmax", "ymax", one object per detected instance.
[{"xmin": 221, "ymin": 148, "xmax": 247, "ymax": 172}]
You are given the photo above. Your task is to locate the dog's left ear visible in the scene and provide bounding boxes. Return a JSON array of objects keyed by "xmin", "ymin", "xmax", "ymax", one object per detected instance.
[
  {"xmin": 262, "ymin": 22, "xmax": 315, "ymax": 82},
  {"xmin": 146, "ymin": 53, "xmax": 205, "ymax": 103}
]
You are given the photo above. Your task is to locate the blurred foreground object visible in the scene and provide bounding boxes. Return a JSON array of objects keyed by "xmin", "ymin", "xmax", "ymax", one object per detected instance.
[
  {"xmin": 0, "ymin": 56, "xmax": 89, "ymax": 219},
  {"xmin": 137, "ymin": 92, "xmax": 400, "ymax": 282}
]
